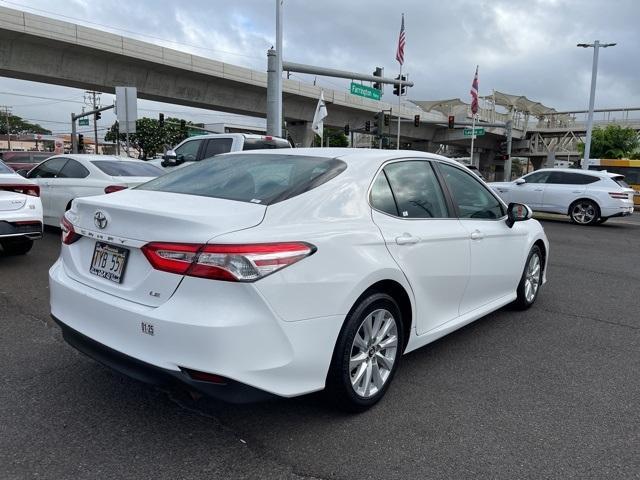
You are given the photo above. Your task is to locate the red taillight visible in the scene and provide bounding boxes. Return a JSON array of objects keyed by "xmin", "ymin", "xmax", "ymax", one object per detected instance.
[
  {"xmin": 142, "ymin": 242, "xmax": 315, "ymax": 282},
  {"xmin": 61, "ymin": 216, "xmax": 80, "ymax": 245},
  {"xmin": 0, "ymin": 184, "xmax": 40, "ymax": 197},
  {"xmin": 104, "ymin": 185, "xmax": 127, "ymax": 194},
  {"xmin": 609, "ymin": 192, "xmax": 629, "ymax": 199}
]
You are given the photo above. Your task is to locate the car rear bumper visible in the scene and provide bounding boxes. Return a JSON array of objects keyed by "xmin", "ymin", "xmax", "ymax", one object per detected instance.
[
  {"xmin": 52, "ymin": 315, "xmax": 276, "ymax": 403},
  {"xmin": 601, "ymin": 205, "xmax": 634, "ymax": 218},
  {"xmin": 0, "ymin": 220, "xmax": 42, "ymax": 240},
  {"xmin": 49, "ymin": 259, "xmax": 344, "ymax": 400}
]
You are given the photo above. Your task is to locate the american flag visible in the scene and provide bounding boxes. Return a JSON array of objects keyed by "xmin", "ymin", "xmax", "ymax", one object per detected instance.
[
  {"xmin": 395, "ymin": 14, "xmax": 405, "ymax": 65},
  {"xmin": 470, "ymin": 66, "xmax": 479, "ymax": 115}
]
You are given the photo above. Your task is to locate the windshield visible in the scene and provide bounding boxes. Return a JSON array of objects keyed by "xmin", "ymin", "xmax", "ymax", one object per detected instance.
[
  {"xmin": 0, "ymin": 161, "xmax": 13, "ymax": 174},
  {"xmin": 92, "ymin": 160, "xmax": 164, "ymax": 177},
  {"xmin": 136, "ymin": 154, "xmax": 346, "ymax": 205},
  {"xmin": 612, "ymin": 175, "xmax": 630, "ymax": 188}
]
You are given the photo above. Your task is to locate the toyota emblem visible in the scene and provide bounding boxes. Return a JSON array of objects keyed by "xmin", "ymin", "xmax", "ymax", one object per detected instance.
[{"xmin": 94, "ymin": 211, "xmax": 108, "ymax": 229}]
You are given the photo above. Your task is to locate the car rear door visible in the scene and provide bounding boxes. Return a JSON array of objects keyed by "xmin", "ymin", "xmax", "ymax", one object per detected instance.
[
  {"xmin": 541, "ymin": 171, "xmax": 592, "ymax": 213},
  {"xmin": 437, "ymin": 162, "xmax": 528, "ymax": 315},
  {"xmin": 370, "ymin": 159, "xmax": 470, "ymax": 335},
  {"xmin": 201, "ymin": 137, "xmax": 234, "ymax": 160}
]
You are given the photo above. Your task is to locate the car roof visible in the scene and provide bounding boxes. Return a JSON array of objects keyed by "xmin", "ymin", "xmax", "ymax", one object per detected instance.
[
  {"xmin": 532, "ymin": 168, "xmax": 621, "ymax": 178},
  {"xmin": 48, "ymin": 154, "xmax": 147, "ymax": 163},
  {"xmin": 182, "ymin": 133, "xmax": 287, "ymax": 141}
]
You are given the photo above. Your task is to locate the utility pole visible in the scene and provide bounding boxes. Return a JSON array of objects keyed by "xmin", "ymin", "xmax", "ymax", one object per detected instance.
[
  {"xmin": 577, "ymin": 40, "xmax": 616, "ymax": 169},
  {"xmin": 1, "ymin": 106, "xmax": 12, "ymax": 150},
  {"xmin": 85, "ymin": 91, "xmax": 101, "ymax": 154}
]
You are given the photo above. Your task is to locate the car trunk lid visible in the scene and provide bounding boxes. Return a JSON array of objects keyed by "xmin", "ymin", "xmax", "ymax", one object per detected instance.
[
  {"xmin": 0, "ymin": 190, "xmax": 26, "ymax": 211},
  {"xmin": 61, "ymin": 190, "xmax": 266, "ymax": 306}
]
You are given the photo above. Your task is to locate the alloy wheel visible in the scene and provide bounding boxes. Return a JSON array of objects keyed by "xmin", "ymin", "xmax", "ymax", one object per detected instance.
[
  {"xmin": 524, "ymin": 252, "xmax": 541, "ymax": 303},
  {"xmin": 349, "ymin": 309, "xmax": 398, "ymax": 398},
  {"xmin": 571, "ymin": 202, "xmax": 596, "ymax": 224}
]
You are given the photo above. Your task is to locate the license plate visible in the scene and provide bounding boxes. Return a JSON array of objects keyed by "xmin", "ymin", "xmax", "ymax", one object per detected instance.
[{"xmin": 90, "ymin": 242, "xmax": 129, "ymax": 284}]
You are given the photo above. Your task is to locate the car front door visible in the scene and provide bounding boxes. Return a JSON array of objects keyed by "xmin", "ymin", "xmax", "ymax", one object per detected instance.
[
  {"xmin": 370, "ymin": 160, "xmax": 470, "ymax": 335},
  {"xmin": 511, "ymin": 170, "xmax": 552, "ymax": 209},
  {"xmin": 27, "ymin": 157, "xmax": 69, "ymax": 223},
  {"xmin": 437, "ymin": 162, "xmax": 528, "ymax": 315}
]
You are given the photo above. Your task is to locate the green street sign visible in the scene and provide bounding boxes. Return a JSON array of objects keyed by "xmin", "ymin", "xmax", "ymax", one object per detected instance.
[
  {"xmin": 463, "ymin": 127, "xmax": 485, "ymax": 137},
  {"xmin": 78, "ymin": 118, "xmax": 89, "ymax": 126},
  {"xmin": 350, "ymin": 82, "xmax": 381, "ymax": 101}
]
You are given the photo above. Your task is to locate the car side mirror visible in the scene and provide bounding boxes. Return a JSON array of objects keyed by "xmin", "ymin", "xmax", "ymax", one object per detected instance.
[
  {"xmin": 506, "ymin": 202, "xmax": 533, "ymax": 228},
  {"xmin": 161, "ymin": 150, "xmax": 177, "ymax": 168},
  {"xmin": 515, "ymin": 178, "xmax": 526, "ymax": 185},
  {"xmin": 16, "ymin": 169, "xmax": 29, "ymax": 177}
]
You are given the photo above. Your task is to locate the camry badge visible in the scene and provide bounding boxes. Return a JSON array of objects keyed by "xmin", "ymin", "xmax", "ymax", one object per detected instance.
[{"xmin": 94, "ymin": 211, "xmax": 108, "ymax": 229}]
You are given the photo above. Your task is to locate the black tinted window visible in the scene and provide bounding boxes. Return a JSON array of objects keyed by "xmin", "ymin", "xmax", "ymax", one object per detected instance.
[
  {"xmin": 383, "ymin": 161, "xmax": 448, "ymax": 219},
  {"xmin": 440, "ymin": 163, "xmax": 505, "ymax": 219},
  {"xmin": 203, "ymin": 139, "xmax": 233, "ymax": 158},
  {"xmin": 547, "ymin": 172, "xmax": 599, "ymax": 184},
  {"xmin": 93, "ymin": 161, "xmax": 163, "ymax": 177},
  {"xmin": 612, "ymin": 176, "xmax": 630, "ymax": 188},
  {"xmin": 28, "ymin": 157, "xmax": 68, "ymax": 178},
  {"xmin": 137, "ymin": 154, "xmax": 346, "ymax": 205},
  {"xmin": 243, "ymin": 138, "xmax": 291, "ymax": 150},
  {"xmin": 523, "ymin": 171, "xmax": 551, "ymax": 183},
  {"xmin": 58, "ymin": 159, "xmax": 89, "ymax": 179},
  {"xmin": 370, "ymin": 172, "xmax": 398, "ymax": 216}
]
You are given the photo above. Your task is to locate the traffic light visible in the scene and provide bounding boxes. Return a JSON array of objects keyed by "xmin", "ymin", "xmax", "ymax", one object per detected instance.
[
  {"xmin": 95, "ymin": 111, "xmax": 101, "ymax": 120},
  {"xmin": 372, "ymin": 67, "xmax": 383, "ymax": 91},
  {"xmin": 373, "ymin": 112, "xmax": 383, "ymax": 135},
  {"xmin": 159, "ymin": 113, "xmax": 165, "ymax": 128},
  {"xmin": 393, "ymin": 75, "xmax": 407, "ymax": 96},
  {"xmin": 364, "ymin": 120, "xmax": 371, "ymax": 132},
  {"xmin": 344, "ymin": 124, "xmax": 350, "ymax": 136},
  {"xmin": 414, "ymin": 115, "xmax": 420, "ymax": 127},
  {"xmin": 384, "ymin": 113, "xmax": 390, "ymax": 126},
  {"xmin": 448, "ymin": 115, "xmax": 455, "ymax": 129},
  {"xmin": 180, "ymin": 119, "xmax": 186, "ymax": 130},
  {"xmin": 78, "ymin": 134, "xmax": 84, "ymax": 151}
]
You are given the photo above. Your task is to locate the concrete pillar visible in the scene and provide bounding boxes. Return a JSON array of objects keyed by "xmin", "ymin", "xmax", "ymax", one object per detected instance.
[
  {"xmin": 288, "ymin": 121, "xmax": 315, "ymax": 147},
  {"xmin": 545, "ymin": 151, "xmax": 556, "ymax": 168}
]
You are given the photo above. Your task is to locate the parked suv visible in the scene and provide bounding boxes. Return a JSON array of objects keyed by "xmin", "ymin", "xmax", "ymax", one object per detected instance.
[
  {"xmin": 150, "ymin": 134, "xmax": 291, "ymax": 171},
  {"xmin": 490, "ymin": 168, "xmax": 635, "ymax": 225}
]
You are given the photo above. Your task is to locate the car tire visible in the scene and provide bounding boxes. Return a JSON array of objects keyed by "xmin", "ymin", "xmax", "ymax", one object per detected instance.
[
  {"xmin": 512, "ymin": 245, "xmax": 543, "ymax": 310},
  {"xmin": 1, "ymin": 238, "xmax": 33, "ymax": 256},
  {"xmin": 326, "ymin": 292, "xmax": 404, "ymax": 412},
  {"xmin": 569, "ymin": 199, "xmax": 600, "ymax": 226}
]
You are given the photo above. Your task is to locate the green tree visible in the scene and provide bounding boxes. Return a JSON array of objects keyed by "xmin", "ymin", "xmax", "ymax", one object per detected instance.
[
  {"xmin": 104, "ymin": 116, "xmax": 197, "ymax": 158},
  {"xmin": 578, "ymin": 124, "xmax": 639, "ymax": 159},
  {"xmin": 0, "ymin": 112, "xmax": 51, "ymax": 135},
  {"xmin": 313, "ymin": 127, "xmax": 349, "ymax": 147}
]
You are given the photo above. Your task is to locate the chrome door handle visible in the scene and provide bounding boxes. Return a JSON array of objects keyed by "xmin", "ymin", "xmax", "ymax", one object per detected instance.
[
  {"xmin": 470, "ymin": 230, "xmax": 485, "ymax": 240},
  {"xmin": 395, "ymin": 234, "xmax": 419, "ymax": 245}
]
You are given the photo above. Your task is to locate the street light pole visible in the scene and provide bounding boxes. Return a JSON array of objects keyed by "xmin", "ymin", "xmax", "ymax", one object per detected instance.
[{"xmin": 577, "ymin": 40, "xmax": 616, "ymax": 169}]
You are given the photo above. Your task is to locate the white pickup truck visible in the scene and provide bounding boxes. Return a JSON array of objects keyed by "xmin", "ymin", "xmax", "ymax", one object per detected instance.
[{"xmin": 149, "ymin": 133, "xmax": 291, "ymax": 171}]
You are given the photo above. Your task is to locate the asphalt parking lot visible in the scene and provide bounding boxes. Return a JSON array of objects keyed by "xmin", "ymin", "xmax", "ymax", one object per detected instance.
[{"xmin": 1, "ymin": 215, "xmax": 639, "ymax": 480}]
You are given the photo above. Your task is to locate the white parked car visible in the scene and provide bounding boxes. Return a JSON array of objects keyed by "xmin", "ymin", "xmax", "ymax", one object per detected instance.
[
  {"xmin": 0, "ymin": 161, "xmax": 43, "ymax": 255},
  {"xmin": 50, "ymin": 149, "xmax": 548, "ymax": 411},
  {"xmin": 26, "ymin": 155, "xmax": 164, "ymax": 227},
  {"xmin": 490, "ymin": 168, "xmax": 635, "ymax": 225},
  {"xmin": 149, "ymin": 133, "xmax": 291, "ymax": 171}
]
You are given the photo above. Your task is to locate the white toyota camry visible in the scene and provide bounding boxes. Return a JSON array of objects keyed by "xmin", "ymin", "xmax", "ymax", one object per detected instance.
[{"xmin": 50, "ymin": 149, "xmax": 549, "ymax": 411}]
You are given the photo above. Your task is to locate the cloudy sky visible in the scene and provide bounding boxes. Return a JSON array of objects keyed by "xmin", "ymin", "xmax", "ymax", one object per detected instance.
[{"xmin": 0, "ymin": 0, "xmax": 638, "ymax": 137}]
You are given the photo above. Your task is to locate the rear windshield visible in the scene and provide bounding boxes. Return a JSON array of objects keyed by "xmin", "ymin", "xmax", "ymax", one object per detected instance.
[
  {"xmin": 0, "ymin": 161, "xmax": 13, "ymax": 173},
  {"xmin": 92, "ymin": 160, "xmax": 163, "ymax": 177},
  {"xmin": 136, "ymin": 154, "xmax": 347, "ymax": 205},
  {"xmin": 242, "ymin": 138, "xmax": 291, "ymax": 151},
  {"xmin": 612, "ymin": 175, "xmax": 630, "ymax": 188}
]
